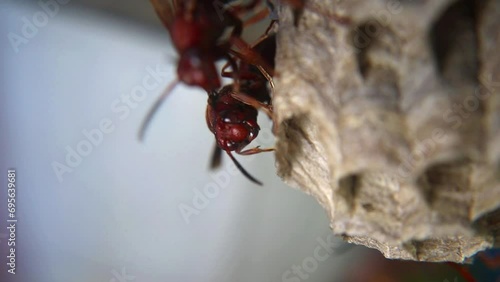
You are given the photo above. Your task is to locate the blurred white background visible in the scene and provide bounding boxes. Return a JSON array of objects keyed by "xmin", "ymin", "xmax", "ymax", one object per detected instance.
[{"xmin": 0, "ymin": 1, "xmax": 361, "ymax": 282}]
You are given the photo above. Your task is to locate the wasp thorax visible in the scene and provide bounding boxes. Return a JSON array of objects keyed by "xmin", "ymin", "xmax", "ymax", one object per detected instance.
[{"xmin": 177, "ymin": 49, "xmax": 220, "ymax": 90}]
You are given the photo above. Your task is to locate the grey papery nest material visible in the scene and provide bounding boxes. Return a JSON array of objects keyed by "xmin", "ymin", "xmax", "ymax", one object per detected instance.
[{"xmin": 273, "ymin": 0, "xmax": 500, "ymax": 262}]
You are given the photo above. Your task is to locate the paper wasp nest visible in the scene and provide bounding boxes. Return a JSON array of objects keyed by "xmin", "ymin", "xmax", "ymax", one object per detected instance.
[{"xmin": 274, "ymin": 0, "xmax": 500, "ymax": 262}]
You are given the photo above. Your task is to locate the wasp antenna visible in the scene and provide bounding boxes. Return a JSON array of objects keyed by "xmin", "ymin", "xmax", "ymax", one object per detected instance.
[
  {"xmin": 226, "ymin": 150, "xmax": 263, "ymax": 186},
  {"xmin": 138, "ymin": 80, "xmax": 179, "ymax": 141},
  {"xmin": 210, "ymin": 144, "xmax": 223, "ymax": 169}
]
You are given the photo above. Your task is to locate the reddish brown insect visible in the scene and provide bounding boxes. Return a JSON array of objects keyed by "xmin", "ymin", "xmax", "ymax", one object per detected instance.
[
  {"xmin": 141, "ymin": 0, "xmax": 277, "ymax": 183},
  {"xmin": 207, "ymin": 34, "xmax": 276, "ymax": 185},
  {"xmin": 139, "ymin": 0, "xmax": 273, "ymax": 140},
  {"xmin": 206, "ymin": 85, "xmax": 273, "ymax": 185},
  {"xmin": 150, "ymin": 0, "xmax": 243, "ymax": 90}
]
